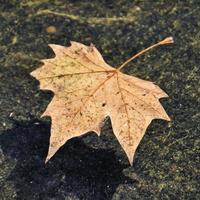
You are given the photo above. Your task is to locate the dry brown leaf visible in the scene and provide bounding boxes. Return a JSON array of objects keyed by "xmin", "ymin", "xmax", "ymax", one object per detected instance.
[{"xmin": 31, "ymin": 37, "xmax": 173, "ymax": 165}]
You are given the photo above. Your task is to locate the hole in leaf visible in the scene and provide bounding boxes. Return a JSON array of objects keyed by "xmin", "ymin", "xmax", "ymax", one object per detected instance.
[{"xmin": 102, "ymin": 103, "xmax": 106, "ymax": 107}]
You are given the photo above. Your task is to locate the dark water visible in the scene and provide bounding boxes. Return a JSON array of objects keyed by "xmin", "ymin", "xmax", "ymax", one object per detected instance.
[{"xmin": 0, "ymin": 1, "xmax": 199, "ymax": 199}]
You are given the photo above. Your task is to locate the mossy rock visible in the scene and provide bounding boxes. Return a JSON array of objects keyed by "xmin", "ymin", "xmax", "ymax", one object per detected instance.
[{"xmin": 0, "ymin": 1, "xmax": 199, "ymax": 199}]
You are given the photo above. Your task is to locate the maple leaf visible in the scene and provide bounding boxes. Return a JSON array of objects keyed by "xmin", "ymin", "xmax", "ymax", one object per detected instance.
[{"xmin": 31, "ymin": 37, "xmax": 173, "ymax": 165}]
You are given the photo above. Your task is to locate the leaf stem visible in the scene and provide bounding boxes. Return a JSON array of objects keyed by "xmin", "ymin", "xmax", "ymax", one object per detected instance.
[{"xmin": 117, "ymin": 37, "xmax": 174, "ymax": 71}]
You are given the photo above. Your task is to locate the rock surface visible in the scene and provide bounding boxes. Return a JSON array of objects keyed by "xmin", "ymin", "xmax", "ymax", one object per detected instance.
[{"xmin": 0, "ymin": 1, "xmax": 199, "ymax": 199}]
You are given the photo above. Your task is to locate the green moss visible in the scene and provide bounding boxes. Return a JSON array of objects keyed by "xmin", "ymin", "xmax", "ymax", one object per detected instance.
[
  {"xmin": 20, "ymin": 0, "xmax": 49, "ymax": 7},
  {"xmin": 0, "ymin": 0, "xmax": 199, "ymax": 199}
]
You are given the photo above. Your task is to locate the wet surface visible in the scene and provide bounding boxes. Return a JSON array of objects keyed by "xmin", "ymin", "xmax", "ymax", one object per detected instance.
[{"xmin": 0, "ymin": 1, "xmax": 200, "ymax": 199}]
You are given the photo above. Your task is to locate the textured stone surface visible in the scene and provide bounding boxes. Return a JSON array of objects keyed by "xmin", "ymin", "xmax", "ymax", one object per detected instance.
[{"xmin": 0, "ymin": 1, "xmax": 199, "ymax": 199}]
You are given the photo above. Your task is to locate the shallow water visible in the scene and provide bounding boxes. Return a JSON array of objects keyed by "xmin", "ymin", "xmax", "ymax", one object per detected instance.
[{"xmin": 0, "ymin": 1, "xmax": 199, "ymax": 199}]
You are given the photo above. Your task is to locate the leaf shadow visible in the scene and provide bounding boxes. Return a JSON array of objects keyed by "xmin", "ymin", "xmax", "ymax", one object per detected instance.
[{"xmin": 0, "ymin": 120, "xmax": 132, "ymax": 200}]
